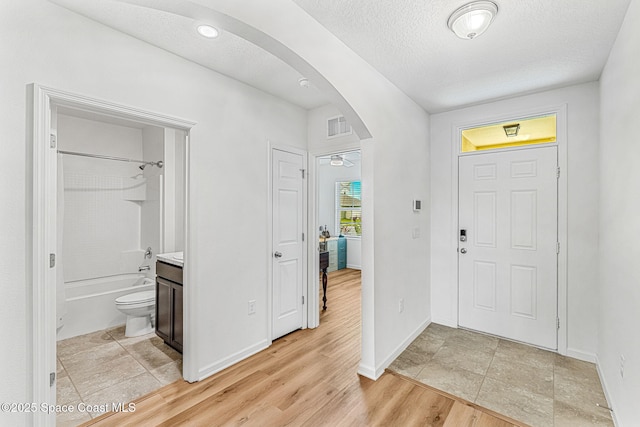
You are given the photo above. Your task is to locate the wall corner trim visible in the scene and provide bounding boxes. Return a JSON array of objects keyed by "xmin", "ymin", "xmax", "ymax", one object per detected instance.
[
  {"xmin": 431, "ymin": 317, "xmax": 458, "ymax": 329},
  {"xmin": 357, "ymin": 363, "xmax": 379, "ymax": 380},
  {"xmin": 595, "ymin": 355, "xmax": 620, "ymax": 427},
  {"xmin": 367, "ymin": 317, "xmax": 431, "ymax": 380},
  {"xmin": 566, "ymin": 347, "xmax": 597, "ymax": 363}
]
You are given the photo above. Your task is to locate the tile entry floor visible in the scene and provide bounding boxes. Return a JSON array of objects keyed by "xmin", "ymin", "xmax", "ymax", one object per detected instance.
[
  {"xmin": 56, "ymin": 325, "xmax": 182, "ymax": 426},
  {"xmin": 389, "ymin": 324, "xmax": 614, "ymax": 427}
]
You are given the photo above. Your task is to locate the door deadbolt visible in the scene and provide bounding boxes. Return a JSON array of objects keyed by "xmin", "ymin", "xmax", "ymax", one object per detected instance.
[{"xmin": 460, "ymin": 229, "xmax": 467, "ymax": 242}]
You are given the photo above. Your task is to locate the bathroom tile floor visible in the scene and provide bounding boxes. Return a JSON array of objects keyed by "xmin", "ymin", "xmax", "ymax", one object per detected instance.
[
  {"xmin": 388, "ymin": 324, "xmax": 614, "ymax": 427},
  {"xmin": 56, "ymin": 325, "xmax": 182, "ymax": 427}
]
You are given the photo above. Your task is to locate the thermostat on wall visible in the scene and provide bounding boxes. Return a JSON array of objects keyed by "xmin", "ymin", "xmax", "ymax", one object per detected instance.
[{"xmin": 413, "ymin": 199, "xmax": 422, "ymax": 212}]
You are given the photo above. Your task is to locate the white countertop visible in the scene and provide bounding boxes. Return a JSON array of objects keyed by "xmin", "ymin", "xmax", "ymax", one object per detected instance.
[{"xmin": 157, "ymin": 251, "xmax": 184, "ymax": 268}]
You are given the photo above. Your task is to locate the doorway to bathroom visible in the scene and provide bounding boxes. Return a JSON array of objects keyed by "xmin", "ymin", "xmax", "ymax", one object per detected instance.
[
  {"xmin": 54, "ymin": 107, "xmax": 188, "ymax": 423},
  {"xmin": 31, "ymin": 85, "xmax": 194, "ymax": 424}
]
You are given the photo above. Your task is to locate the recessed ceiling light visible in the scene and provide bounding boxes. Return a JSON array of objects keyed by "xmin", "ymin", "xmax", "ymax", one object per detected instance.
[
  {"xmin": 197, "ymin": 24, "xmax": 220, "ymax": 39},
  {"xmin": 447, "ymin": 1, "xmax": 498, "ymax": 40}
]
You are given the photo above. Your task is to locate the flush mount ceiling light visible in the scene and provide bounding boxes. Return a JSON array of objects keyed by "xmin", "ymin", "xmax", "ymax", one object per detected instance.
[
  {"xmin": 330, "ymin": 155, "xmax": 344, "ymax": 166},
  {"xmin": 503, "ymin": 123, "xmax": 520, "ymax": 137},
  {"xmin": 447, "ymin": 1, "xmax": 498, "ymax": 40},
  {"xmin": 298, "ymin": 77, "xmax": 310, "ymax": 88},
  {"xmin": 196, "ymin": 24, "xmax": 220, "ymax": 39}
]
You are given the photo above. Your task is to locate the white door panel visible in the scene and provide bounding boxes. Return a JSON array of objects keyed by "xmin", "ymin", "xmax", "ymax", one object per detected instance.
[
  {"xmin": 272, "ymin": 149, "xmax": 304, "ymax": 340},
  {"xmin": 459, "ymin": 146, "xmax": 558, "ymax": 349}
]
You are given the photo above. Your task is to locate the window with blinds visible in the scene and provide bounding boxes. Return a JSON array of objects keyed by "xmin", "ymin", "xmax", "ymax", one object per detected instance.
[{"xmin": 336, "ymin": 181, "xmax": 362, "ymax": 237}]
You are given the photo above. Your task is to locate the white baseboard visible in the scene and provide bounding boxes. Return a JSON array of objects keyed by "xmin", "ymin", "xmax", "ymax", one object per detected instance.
[
  {"xmin": 357, "ymin": 363, "xmax": 378, "ymax": 380},
  {"xmin": 431, "ymin": 317, "xmax": 458, "ymax": 328},
  {"xmin": 566, "ymin": 347, "xmax": 597, "ymax": 363},
  {"xmin": 595, "ymin": 355, "xmax": 619, "ymax": 427},
  {"xmin": 369, "ymin": 316, "xmax": 431, "ymax": 380},
  {"xmin": 197, "ymin": 339, "xmax": 270, "ymax": 381},
  {"xmin": 346, "ymin": 264, "xmax": 361, "ymax": 270}
]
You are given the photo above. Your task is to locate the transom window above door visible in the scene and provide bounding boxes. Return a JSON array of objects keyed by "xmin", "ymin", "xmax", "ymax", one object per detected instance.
[{"xmin": 461, "ymin": 114, "xmax": 557, "ymax": 153}]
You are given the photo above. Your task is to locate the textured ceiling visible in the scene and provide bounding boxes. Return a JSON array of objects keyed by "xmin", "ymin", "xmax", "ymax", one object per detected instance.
[
  {"xmin": 293, "ymin": 0, "xmax": 632, "ymax": 112},
  {"xmin": 50, "ymin": 0, "xmax": 631, "ymax": 113}
]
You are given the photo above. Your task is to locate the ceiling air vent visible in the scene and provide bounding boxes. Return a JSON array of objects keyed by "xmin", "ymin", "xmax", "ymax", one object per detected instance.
[{"xmin": 327, "ymin": 115, "xmax": 352, "ymax": 139}]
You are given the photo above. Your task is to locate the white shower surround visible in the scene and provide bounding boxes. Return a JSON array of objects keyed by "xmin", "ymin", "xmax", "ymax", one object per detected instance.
[{"xmin": 58, "ymin": 114, "xmax": 148, "ymax": 282}]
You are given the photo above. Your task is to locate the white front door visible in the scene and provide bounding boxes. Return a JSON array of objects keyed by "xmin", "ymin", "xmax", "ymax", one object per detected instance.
[
  {"xmin": 458, "ymin": 146, "xmax": 558, "ymax": 349},
  {"xmin": 272, "ymin": 148, "xmax": 305, "ymax": 340}
]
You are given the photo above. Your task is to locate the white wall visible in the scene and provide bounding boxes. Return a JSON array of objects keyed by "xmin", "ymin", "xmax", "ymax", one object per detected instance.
[
  {"xmin": 141, "ymin": 125, "xmax": 165, "ymax": 277},
  {"xmin": 430, "ymin": 82, "xmax": 600, "ymax": 359},
  {"xmin": 160, "ymin": 128, "xmax": 186, "ymax": 254},
  {"xmin": 173, "ymin": 130, "xmax": 186, "ymax": 252},
  {"xmin": 371, "ymin": 111, "xmax": 430, "ymax": 374},
  {"xmin": 598, "ymin": 0, "xmax": 640, "ymax": 424},
  {"xmin": 0, "ymin": 1, "xmax": 306, "ymax": 424}
]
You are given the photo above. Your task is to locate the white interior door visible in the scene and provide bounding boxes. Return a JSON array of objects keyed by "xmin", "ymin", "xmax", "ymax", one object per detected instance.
[
  {"xmin": 272, "ymin": 149, "xmax": 305, "ymax": 340},
  {"xmin": 458, "ymin": 146, "xmax": 558, "ymax": 349}
]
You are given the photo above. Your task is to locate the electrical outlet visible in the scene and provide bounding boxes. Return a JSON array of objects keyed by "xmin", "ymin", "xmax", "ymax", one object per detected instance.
[
  {"xmin": 620, "ymin": 354, "xmax": 625, "ymax": 378},
  {"xmin": 412, "ymin": 227, "xmax": 420, "ymax": 239},
  {"xmin": 248, "ymin": 300, "xmax": 256, "ymax": 315},
  {"xmin": 399, "ymin": 298, "xmax": 404, "ymax": 313}
]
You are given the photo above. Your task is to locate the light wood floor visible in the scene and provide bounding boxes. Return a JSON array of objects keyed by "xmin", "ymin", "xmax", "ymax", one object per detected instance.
[{"xmin": 83, "ymin": 269, "xmax": 526, "ymax": 427}]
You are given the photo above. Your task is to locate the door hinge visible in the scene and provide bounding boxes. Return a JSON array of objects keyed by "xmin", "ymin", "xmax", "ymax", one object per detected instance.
[
  {"xmin": 556, "ymin": 317, "xmax": 560, "ymax": 330},
  {"xmin": 50, "ymin": 134, "xmax": 57, "ymax": 149},
  {"xmin": 556, "ymin": 167, "xmax": 560, "ymax": 179},
  {"xmin": 556, "ymin": 242, "xmax": 560, "ymax": 254},
  {"xmin": 50, "ymin": 372, "xmax": 56, "ymax": 387},
  {"xmin": 302, "ymin": 296, "xmax": 305, "ymax": 305},
  {"xmin": 300, "ymin": 169, "xmax": 306, "ymax": 179},
  {"xmin": 302, "ymin": 233, "xmax": 305, "ymax": 242},
  {"xmin": 49, "ymin": 253, "xmax": 56, "ymax": 268}
]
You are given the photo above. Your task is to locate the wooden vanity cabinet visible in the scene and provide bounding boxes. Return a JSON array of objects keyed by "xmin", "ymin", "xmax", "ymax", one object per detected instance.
[{"xmin": 156, "ymin": 261, "xmax": 183, "ymax": 353}]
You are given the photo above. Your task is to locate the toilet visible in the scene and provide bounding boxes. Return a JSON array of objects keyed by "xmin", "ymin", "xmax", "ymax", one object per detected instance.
[{"xmin": 115, "ymin": 290, "xmax": 155, "ymax": 337}]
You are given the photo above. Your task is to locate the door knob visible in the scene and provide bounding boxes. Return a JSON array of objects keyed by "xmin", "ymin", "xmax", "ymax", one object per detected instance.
[
  {"xmin": 274, "ymin": 251, "xmax": 283, "ymax": 258},
  {"xmin": 460, "ymin": 248, "xmax": 467, "ymax": 254}
]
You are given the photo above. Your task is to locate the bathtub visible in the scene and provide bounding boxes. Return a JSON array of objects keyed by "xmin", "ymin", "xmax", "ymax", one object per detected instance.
[{"xmin": 57, "ymin": 274, "xmax": 155, "ymax": 341}]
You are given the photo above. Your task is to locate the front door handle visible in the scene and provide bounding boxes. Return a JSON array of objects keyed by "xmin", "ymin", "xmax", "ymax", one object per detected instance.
[
  {"xmin": 274, "ymin": 251, "xmax": 283, "ymax": 258},
  {"xmin": 460, "ymin": 248, "xmax": 467, "ymax": 254}
]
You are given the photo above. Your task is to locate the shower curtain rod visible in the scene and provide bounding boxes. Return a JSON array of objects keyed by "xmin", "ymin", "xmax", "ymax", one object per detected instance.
[{"xmin": 57, "ymin": 150, "xmax": 163, "ymax": 169}]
